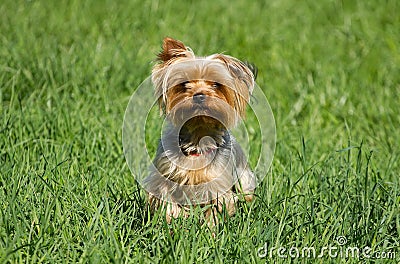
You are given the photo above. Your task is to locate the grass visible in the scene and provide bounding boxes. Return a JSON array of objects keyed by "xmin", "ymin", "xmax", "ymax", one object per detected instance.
[{"xmin": 1, "ymin": 0, "xmax": 399, "ymax": 263}]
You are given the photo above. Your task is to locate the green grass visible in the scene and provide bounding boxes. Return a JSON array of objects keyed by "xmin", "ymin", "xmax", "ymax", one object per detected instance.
[{"xmin": 1, "ymin": 0, "xmax": 399, "ymax": 263}]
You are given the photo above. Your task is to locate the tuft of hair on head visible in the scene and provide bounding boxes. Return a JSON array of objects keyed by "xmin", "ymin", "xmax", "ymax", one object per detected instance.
[{"xmin": 157, "ymin": 37, "xmax": 194, "ymax": 63}]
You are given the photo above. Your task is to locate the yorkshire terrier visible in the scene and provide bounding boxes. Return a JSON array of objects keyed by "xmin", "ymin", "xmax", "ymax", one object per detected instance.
[{"xmin": 144, "ymin": 37, "xmax": 257, "ymax": 224}]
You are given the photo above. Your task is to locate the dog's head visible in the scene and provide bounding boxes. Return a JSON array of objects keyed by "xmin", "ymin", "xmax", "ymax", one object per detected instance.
[{"xmin": 152, "ymin": 37, "xmax": 256, "ymax": 130}]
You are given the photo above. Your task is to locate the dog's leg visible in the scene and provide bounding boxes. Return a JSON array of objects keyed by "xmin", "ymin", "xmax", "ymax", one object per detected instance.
[
  {"xmin": 148, "ymin": 194, "xmax": 189, "ymax": 223},
  {"xmin": 232, "ymin": 141, "xmax": 256, "ymax": 201},
  {"xmin": 203, "ymin": 190, "xmax": 238, "ymax": 226}
]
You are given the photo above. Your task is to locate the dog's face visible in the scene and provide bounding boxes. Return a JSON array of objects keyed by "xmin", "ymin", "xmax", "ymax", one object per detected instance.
[
  {"xmin": 152, "ymin": 38, "xmax": 256, "ymax": 130},
  {"xmin": 165, "ymin": 79, "xmax": 238, "ymax": 130}
]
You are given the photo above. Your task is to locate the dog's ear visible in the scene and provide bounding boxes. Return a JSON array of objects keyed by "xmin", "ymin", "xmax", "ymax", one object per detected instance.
[
  {"xmin": 213, "ymin": 54, "xmax": 255, "ymax": 91},
  {"xmin": 210, "ymin": 54, "xmax": 256, "ymax": 117},
  {"xmin": 243, "ymin": 61, "xmax": 258, "ymax": 81},
  {"xmin": 157, "ymin": 37, "xmax": 193, "ymax": 62}
]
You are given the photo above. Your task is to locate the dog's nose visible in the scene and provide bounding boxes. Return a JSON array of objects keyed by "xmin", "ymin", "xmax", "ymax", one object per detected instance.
[{"xmin": 193, "ymin": 93, "xmax": 206, "ymax": 104}]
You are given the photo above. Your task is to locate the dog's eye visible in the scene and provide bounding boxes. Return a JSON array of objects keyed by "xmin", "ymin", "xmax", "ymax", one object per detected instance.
[{"xmin": 211, "ymin": 82, "xmax": 221, "ymax": 89}]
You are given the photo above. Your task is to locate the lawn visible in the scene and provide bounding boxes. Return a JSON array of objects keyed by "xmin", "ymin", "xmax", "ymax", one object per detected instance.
[{"xmin": 0, "ymin": 0, "xmax": 399, "ymax": 263}]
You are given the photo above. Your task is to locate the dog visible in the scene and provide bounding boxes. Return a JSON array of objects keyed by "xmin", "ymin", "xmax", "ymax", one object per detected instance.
[{"xmin": 143, "ymin": 37, "xmax": 257, "ymax": 224}]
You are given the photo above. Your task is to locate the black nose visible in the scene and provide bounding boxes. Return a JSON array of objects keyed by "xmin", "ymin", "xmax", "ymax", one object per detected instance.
[{"xmin": 193, "ymin": 93, "xmax": 206, "ymax": 104}]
